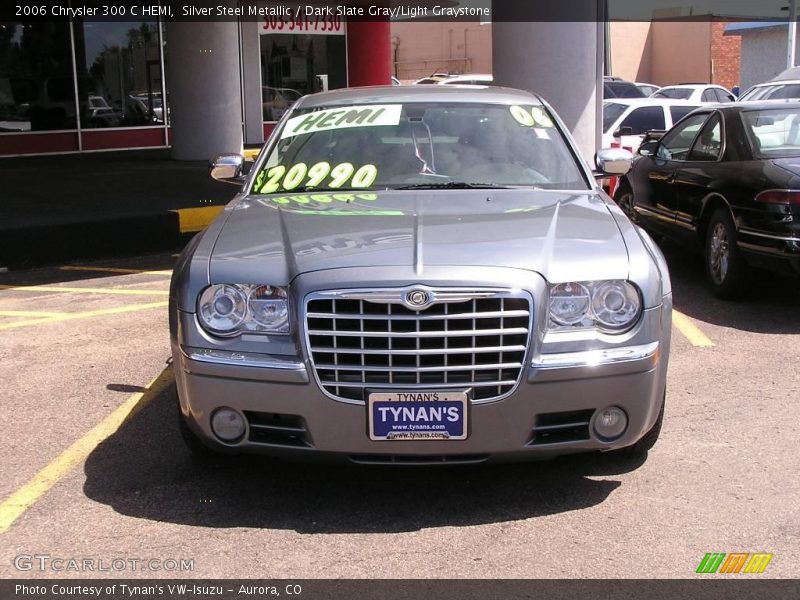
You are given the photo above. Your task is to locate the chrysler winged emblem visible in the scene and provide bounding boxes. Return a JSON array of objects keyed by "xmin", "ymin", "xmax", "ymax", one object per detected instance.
[{"xmin": 405, "ymin": 289, "xmax": 431, "ymax": 309}]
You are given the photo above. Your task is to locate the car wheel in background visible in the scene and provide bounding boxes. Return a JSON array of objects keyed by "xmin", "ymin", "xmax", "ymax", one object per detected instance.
[
  {"xmin": 705, "ymin": 208, "xmax": 747, "ymax": 299},
  {"xmin": 614, "ymin": 183, "xmax": 638, "ymax": 223}
]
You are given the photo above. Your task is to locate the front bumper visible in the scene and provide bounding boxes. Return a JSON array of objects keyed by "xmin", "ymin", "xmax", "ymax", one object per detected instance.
[{"xmin": 172, "ymin": 274, "xmax": 671, "ymax": 464}]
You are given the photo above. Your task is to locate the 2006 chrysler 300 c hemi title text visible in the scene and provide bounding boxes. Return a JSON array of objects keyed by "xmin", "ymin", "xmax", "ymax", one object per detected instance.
[{"xmin": 169, "ymin": 85, "xmax": 671, "ymax": 465}]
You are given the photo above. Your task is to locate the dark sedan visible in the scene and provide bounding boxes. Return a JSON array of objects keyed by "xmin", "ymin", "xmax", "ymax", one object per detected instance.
[{"xmin": 615, "ymin": 101, "xmax": 800, "ymax": 298}]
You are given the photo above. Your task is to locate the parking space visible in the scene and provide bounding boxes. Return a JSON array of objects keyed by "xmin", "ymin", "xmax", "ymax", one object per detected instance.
[{"xmin": 0, "ymin": 246, "xmax": 798, "ymax": 578}]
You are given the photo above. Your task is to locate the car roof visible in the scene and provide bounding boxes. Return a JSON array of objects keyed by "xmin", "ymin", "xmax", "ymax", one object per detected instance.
[
  {"xmin": 722, "ymin": 100, "xmax": 800, "ymax": 110},
  {"xmin": 748, "ymin": 80, "xmax": 800, "ymax": 87},
  {"xmin": 603, "ymin": 98, "xmax": 700, "ymax": 107},
  {"xmin": 295, "ymin": 85, "xmax": 542, "ymax": 108},
  {"xmin": 658, "ymin": 84, "xmax": 724, "ymax": 90}
]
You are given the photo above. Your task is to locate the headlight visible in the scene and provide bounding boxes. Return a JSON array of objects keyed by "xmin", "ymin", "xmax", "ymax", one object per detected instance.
[
  {"xmin": 548, "ymin": 280, "xmax": 641, "ymax": 333},
  {"xmin": 198, "ymin": 284, "xmax": 289, "ymax": 336}
]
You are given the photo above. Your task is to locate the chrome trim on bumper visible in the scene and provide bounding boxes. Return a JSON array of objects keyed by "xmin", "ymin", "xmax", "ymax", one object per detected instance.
[
  {"xmin": 738, "ymin": 228, "xmax": 800, "ymax": 243},
  {"xmin": 532, "ymin": 341, "xmax": 659, "ymax": 369},
  {"xmin": 182, "ymin": 346, "xmax": 305, "ymax": 370}
]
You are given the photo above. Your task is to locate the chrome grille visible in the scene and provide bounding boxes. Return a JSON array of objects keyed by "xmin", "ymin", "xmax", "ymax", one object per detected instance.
[{"xmin": 305, "ymin": 289, "xmax": 531, "ymax": 403}]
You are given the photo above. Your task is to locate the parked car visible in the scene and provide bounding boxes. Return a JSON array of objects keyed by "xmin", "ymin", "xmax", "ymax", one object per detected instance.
[
  {"xmin": 603, "ymin": 77, "xmax": 647, "ymax": 99},
  {"xmin": 603, "ymin": 98, "xmax": 700, "ymax": 153},
  {"xmin": 126, "ymin": 92, "xmax": 164, "ymax": 124},
  {"xmin": 738, "ymin": 67, "xmax": 800, "ymax": 102},
  {"xmin": 652, "ymin": 84, "xmax": 735, "ymax": 103},
  {"xmin": 262, "ymin": 86, "xmax": 302, "ymax": 122},
  {"xmin": 413, "ymin": 73, "xmax": 450, "ymax": 85},
  {"xmin": 636, "ymin": 83, "xmax": 661, "ymax": 97},
  {"xmin": 614, "ymin": 101, "xmax": 800, "ymax": 298},
  {"xmin": 170, "ymin": 85, "xmax": 671, "ymax": 463},
  {"xmin": 437, "ymin": 74, "xmax": 494, "ymax": 86}
]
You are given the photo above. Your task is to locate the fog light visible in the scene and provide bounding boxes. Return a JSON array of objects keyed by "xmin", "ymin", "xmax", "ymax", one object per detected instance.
[
  {"xmin": 592, "ymin": 406, "xmax": 628, "ymax": 441},
  {"xmin": 210, "ymin": 408, "xmax": 246, "ymax": 442}
]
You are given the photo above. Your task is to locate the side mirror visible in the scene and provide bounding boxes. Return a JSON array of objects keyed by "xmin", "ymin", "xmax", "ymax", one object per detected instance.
[
  {"xmin": 638, "ymin": 140, "xmax": 659, "ymax": 157},
  {"xmin": 613, "ymin": 125, "xmax": 634, "ymax": 138},
  {"xmin": 209, "ymin": 154, "xmax": 245, "ymax": 185},
  {"xmin": 595, "ymin": 147, "xmax": 634, "ymax": 176}
]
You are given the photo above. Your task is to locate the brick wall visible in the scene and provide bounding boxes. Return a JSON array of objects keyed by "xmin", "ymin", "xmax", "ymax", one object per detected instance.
[{"xmin": 710, "ymin": 20, "xmax": 741, "ymax": 90}]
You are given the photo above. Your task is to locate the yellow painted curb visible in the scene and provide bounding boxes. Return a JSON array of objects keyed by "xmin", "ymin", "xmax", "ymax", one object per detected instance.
[
  {"xmin": 242, "ymin": 148, "xmax": 261, "ymax": 161},
  {"xmin": 171, "ymin": 206, "xmax": 224, "ymax": 233}
]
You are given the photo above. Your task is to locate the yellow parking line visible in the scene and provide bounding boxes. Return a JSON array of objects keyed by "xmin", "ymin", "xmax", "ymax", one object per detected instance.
[
  {"xmin": 673, "ymin": 309, "xmax": 715, "ymax": 347},
  {"xmin": 59, "ymin": 266, "xmax": 173, "ymax": 276},
  {"xmin": 242, "ymin": 148, "xmax": 260, "ymax": 160},
  {"xmin": 0, "ymin": 310, "xmax": 71, "ymax": 318},
  {"xmin": 0, "ymin": 284, "xmax": 169, "ymax": 297},
  {"xmin": 0, "ymin": 368, "xmax": 173, "ymax": 534},
  {"xmin": 0, "ymin": 301, "xmax": 168, "ymax": 330}
]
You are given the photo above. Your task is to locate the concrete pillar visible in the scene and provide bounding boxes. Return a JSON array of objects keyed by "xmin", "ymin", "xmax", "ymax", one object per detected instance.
[
  {"xmin": 347, "ymin": 20, "xmax": 392, "ymax": 87},
  {"xmin": 492, "ymin": 1, "xmax": 603, "ymax": 164},
  {"xmin": 166, "ymin": 18, "xmax": 243, "ymax": 160}
]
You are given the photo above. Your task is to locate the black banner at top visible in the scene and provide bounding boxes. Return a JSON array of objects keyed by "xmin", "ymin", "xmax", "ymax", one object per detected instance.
[{"xmin": 2, "ymin": 0, "xmax": 800, "ymax": 23}]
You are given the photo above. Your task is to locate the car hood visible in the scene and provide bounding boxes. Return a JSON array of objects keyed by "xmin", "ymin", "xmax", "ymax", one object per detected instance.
[{"xmin": 208, "ymin": 189, "xmax": 630, "ymax": 284}]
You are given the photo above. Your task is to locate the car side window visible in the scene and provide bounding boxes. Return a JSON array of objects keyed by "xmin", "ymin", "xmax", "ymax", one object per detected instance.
[
  {"xmin": 618, "ymin": 106, "xmax": 666, "ymax": 135},
  {"xmin": 687, "ymin": 113, "xmax": 723, "ymax": 161},
  {"xmin": 669, "ymin": 105, "xmax": 699, "ymax": 124},
  {"xmin": 656, "ymin": 113, "xmax": 709, "ymax": 161},
  {"xmin": 702, "ymin": 89, "xmax": 717, "ymax": 102}
]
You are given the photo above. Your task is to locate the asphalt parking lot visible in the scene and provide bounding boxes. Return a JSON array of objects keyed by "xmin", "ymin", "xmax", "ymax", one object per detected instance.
[{"xmin": 0, "ymin": 243, "xmax": 798, "ymax": 579}]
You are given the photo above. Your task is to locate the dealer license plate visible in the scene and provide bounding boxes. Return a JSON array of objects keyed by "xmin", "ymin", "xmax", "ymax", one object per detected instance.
[{"xmin": 368, "ymin": 391, "xmax": 469, "ymax": 441}]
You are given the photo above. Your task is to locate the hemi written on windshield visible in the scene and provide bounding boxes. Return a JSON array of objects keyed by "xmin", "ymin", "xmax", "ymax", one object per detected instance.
[{"xmin": 280, "ymin": 105, "xmax": 402, "ymax": 139}]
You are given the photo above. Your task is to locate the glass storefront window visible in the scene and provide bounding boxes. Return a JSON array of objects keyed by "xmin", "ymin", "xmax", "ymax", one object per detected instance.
[
  {"xmin": 73, "ymin": 19, "xmax": 164, "ymax": 128},
  {"xmin": 0, "ymin": 21, "xmax": 76, "ymax": 132},
  {"xmin": 260, "ymin": 33, "xmax": 346, "ymax": 122}
]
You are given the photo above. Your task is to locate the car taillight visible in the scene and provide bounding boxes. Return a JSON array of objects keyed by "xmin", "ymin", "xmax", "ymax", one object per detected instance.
[{"xmin": 755, "ymin": 190, "xmax": 800, "ymax": 205}]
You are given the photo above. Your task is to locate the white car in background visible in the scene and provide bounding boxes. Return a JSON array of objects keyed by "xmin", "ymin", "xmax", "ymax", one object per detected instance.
[
  {"xmin": 738, "ymin": 67, "xmax": 800, "ymax": 101},
  {"xmin": 651, "ymin": 84, "xmax": 735, "ymax": 103},
  {"xmin": 602, "ymin": 98, "xmax": 700, "ymax": 153}
]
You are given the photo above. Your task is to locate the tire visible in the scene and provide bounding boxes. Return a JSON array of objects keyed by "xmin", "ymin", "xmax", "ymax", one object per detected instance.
[
  {"xmin": 704, "ymin": 208, "xmax": 747, "ymax": 299},
  {"xmin": 176, "ymin": 400, "xmax": 218, "ymax": 458},
  {"xmin": 614, "ymin": 391, "xmax": 665, "ymax": 455},
  {"xmin": 613, "ymin": 183, "xmax": 638, "ymax": 224}
]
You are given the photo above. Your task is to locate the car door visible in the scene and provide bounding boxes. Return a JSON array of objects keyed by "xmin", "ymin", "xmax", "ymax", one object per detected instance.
[
  {"xmin": 671, "ymin": 112, "xmax": 725, "ymax": 238},
  {"xmin": 631, "ymin": 111, "xmax": 711, "ymax": 234}
]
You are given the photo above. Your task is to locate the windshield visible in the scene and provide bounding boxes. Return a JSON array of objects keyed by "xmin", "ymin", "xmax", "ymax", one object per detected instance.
[
  {"xmin": 254, "ymin": 102, "xmax": 588, "ymax": 192},
  {"xmin": 742, "ymin": 107, "xmax": 800, "ymax": 158},
  {"xmin": 603, "ymin": 102, "xmax": 628, "ymax": 133}
]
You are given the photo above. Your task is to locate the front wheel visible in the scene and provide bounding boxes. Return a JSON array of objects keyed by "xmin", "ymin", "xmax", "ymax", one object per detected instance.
[{"xmin": 705, "ymin": 208, "xmax": 747, "ymax": 299}]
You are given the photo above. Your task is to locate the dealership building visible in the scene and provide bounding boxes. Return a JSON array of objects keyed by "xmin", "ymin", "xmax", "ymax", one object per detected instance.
[
  {"xmin": 0, "ymin": 2, "xmax": 393, "ymax": 159},
  {"xmin": 1, "ymin": 1, "xmax": 607, "ymax": 161}
]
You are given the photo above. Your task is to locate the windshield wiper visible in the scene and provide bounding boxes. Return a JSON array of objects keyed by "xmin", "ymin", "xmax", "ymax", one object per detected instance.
[{"xmin": 394, "ymin": 182, "xmax": 513, "ymax": 190}]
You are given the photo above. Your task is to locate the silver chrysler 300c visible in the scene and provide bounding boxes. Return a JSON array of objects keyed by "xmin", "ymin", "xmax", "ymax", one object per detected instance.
[{"xmin": 169, "ymin": 85, "xmax": 672, "ymax": 464}]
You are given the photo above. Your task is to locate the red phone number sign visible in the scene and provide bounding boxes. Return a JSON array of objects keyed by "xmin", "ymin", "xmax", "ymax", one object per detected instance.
[{"xmin": 261, "ymin": 15, "xmax": 345, "ymax": 35}]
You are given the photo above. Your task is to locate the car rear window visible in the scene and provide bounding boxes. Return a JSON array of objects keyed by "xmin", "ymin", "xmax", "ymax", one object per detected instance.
[
  {"xmin": 604, "ymin": 82, "xmax": 646, "ymax": 99},
  {"xmin": 742, "ymin": 107, "xmax": 800, "ymax": 158},
  {"xmin": 603, "ymin": 102, "xmax": 628, "ymax": 132},
  {"xmin": 654, "ymin": 88, "xmax": 693, "ymax": 100}
]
